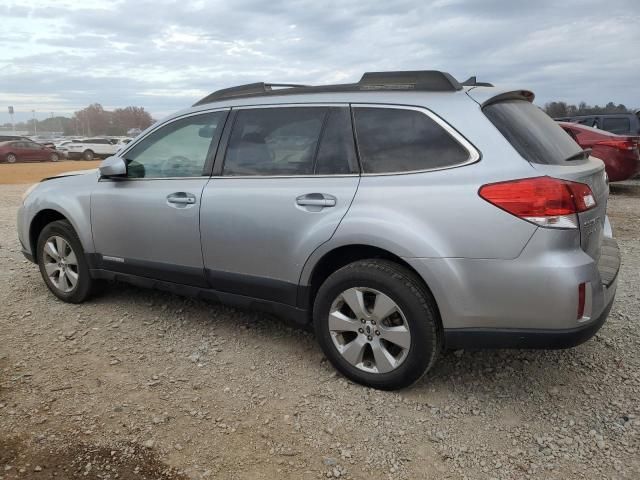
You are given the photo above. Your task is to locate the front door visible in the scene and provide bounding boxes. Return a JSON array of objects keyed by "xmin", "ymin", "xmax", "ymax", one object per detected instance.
[
  {"xmin": 200, "ymin": 106, "xmax": 360, "ymax": 305},
  {"xmin": 91, "ymin": 110, "xmax": 228, "ymax": 286}
]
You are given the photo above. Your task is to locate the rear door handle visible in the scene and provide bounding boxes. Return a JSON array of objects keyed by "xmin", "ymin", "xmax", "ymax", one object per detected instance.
[
  {"xmin": 167, "ymin": 192, "xmax": 197, "ymax": 205},
  {"xmin": 296, "ymin": 193, "xmax": 337, "ymax": 207}
]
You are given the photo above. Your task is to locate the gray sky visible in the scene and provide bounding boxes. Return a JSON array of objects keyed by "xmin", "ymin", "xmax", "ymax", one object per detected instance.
[{"xmin": 2, "ymin": 0, "xmax": 639, "ymax": 123}]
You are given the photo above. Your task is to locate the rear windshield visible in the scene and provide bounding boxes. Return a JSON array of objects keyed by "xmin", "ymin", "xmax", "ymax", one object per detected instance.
[{"xmin": 484, "ymin": 100, "xmax": 583, "ymax": 164}]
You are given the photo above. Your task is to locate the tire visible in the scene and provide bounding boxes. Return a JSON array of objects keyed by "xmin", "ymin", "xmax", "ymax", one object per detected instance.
[
  {"xmin": 50, "ymin": 153, "xmax": 59, "ymax": 162},
  {"xmin": 313, "ymin": 259, "xmax": 442, "ymax": 390},
  {"xmin": 37, "ymin": 220, "xmax": 97, "ymax": 303},
  {"xmin": 82, "ymin": 150, "xmax": 94, "ymax": 161},
  {"xmin": 6, "ymin": 153, "xmax": 16, "ymax": 163}
]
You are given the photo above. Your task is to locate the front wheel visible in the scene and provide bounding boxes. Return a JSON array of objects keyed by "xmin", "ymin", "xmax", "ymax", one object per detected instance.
[
  {"xmin": 313, "ymin": 259, "xmax": 442, "ymax": 390},
  {"xmin": 6, "ymin": 153, "xmax": 17, "ymax": 163},
  {"xmin": 37, "ymin": 220, "xmax": 97, "ymax": 303},
  {"xmin": 82, "ymin": 150, "xmax": 94, "ymax": 161}
]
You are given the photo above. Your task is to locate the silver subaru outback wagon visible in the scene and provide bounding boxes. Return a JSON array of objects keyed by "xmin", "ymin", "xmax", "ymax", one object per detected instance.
[{"xmin": 17, "ymin": 71, "xmax": 620, "ymax": 390}]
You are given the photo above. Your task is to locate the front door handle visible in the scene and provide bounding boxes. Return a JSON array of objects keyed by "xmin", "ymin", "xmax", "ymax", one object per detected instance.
[
  {"xmin": 296, "ymin": 193, "xmax": 337, "ymax": 207},
  {"xmin": 167, "ymin": 192, "xmax": 197, "ymax": 205}
]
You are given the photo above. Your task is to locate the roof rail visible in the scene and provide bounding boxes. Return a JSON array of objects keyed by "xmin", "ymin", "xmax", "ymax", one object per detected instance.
[
  {"xmin": 193, "ymin": 82, "xmax": 310, "ymax": 106},
  {"xmin": 461, "ymin": 76, "xmax": 494, "ymax": 87},
  {"xmin": 193, "ymin": 70, "xmax": 466, "ymax": 106}
]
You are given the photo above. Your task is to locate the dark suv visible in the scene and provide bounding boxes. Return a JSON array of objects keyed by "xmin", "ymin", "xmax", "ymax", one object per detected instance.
[{"xmin": 555, "ymin": 112, "xmax": 640, "ymax": 135}]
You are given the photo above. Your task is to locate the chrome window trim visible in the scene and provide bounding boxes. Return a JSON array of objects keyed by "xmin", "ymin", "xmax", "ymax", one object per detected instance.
[
  {"xmin": 98, "ymin": 176, "xmax": 209, "ymax": 182},
  {"xmin": 351, "ymin": 103, "xmax": 481, "ymax": 176},
  {"xmin": 232, "ymin": 102, "xmax": 350, "ymax": 110},
  {"xmin": 112, "ymin": 107, "xmax": 231, "ymax": 181},
  {"xmin": 112, "ymin": 102, "xmax": 479, "ymax": 180},
  {"xmin": 210, "ymin": 174, "xmax": 360, "ymax": 179}
]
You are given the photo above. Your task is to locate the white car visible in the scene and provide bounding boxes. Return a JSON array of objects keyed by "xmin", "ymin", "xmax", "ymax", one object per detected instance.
[{"xmin": 64, "ymin": 138, "xmax": 120, "ymax": 160}]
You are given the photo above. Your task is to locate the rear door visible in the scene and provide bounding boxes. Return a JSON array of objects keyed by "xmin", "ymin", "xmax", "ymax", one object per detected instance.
[
  {"xmin": 483, "ymin": 100, "xmax": 609, "ymax": 260},
  {"xmin": 23, "ymin": 142, "xmax": 43, "ymax": 161},
  {"xmin": 200, "ymin": 105, "xmax": 360, "ymax": 305}
]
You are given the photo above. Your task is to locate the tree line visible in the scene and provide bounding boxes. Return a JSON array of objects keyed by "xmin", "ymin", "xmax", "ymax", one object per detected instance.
[
  {"xmin": 2, "ymin": 103, "xmax": 154, "ymax": 136},
  {"xmin": 543, "ymin": 101, "xmax": 634, "ymax": 118}
]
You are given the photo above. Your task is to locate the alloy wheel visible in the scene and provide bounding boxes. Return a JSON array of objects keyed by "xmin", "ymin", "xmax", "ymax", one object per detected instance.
[
  {"xmin": 328, "ymin": 287, "xmax": 411, "ymax": 374},
  {"xmin": 42, "ymin": 236, "xmax": 79, "ymax": 293}
]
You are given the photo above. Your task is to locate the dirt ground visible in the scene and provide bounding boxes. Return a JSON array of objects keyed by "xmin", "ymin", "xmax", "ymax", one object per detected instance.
[
  {"xmin": 0, "ymin": 181, "xmax": 639, "ymax": 480},
  {"xmin": 0, "ymin": 161, "xmax": 101, "ymax": 185}
]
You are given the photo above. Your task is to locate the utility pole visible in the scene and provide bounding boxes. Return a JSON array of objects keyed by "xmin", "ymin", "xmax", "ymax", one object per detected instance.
[{"xmin": 8, "ymin": 106, "xmax": 14, "ymax": 134}]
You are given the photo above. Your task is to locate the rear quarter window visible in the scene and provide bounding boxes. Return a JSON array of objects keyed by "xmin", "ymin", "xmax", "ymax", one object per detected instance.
[
  {"xmin": 353, "ymin": 107, "xmax": 472, "ymax": 174},
  {"xmin": 483, "ymin": 100, "xmax": 584, "ymax": 165},
  {"xmin": 602, "ymin": 117, "xmax": 630, "ymax": 135}
]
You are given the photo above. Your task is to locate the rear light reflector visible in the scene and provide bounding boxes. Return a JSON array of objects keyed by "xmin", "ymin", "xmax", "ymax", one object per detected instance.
[
  {"xmin": 577, "ymin": 282, "xmax": 586, "ymax": 319},
  {"xmin": 478, "ymin": 176, "xmax": 596, "ymax": 228},
  {"xmin": 595, "ymin": 139, "xmax": 639, "ymax": 151}
]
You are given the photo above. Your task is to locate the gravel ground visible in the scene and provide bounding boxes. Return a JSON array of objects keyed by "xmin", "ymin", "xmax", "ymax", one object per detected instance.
[{"xmin": 1, "ymin": 182, "xmax": 638, "ymax": 480}]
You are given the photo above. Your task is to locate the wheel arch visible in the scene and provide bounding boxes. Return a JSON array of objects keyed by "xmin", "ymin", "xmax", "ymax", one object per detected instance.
[
  {"xmin": 300, "ymin": 244, "xmax": 441, "ymax": 325},
  {"xmin": 29, "ymin": 209, "xmax": 74, "ymax": 262}
]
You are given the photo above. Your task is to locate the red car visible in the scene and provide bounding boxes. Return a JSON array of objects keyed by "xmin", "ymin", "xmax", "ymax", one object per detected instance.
[
  {"xmin": 559, "ymin": 121, "xmax": 640, "ymax": 181},
  {"xmin": 0, "ymin": 140, "xmax": 60, "ymax": 163}
]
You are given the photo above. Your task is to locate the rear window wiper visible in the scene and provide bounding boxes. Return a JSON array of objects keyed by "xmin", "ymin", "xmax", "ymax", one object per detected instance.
[{"xmin": 563, "ymin": 148, "xmax": 592, "ymax": 162}]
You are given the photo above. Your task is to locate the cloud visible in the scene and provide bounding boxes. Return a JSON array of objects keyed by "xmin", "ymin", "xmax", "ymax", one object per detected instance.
[{"xmin": 1, "ymin": 0, "xmax": 639, "ymax": 123}]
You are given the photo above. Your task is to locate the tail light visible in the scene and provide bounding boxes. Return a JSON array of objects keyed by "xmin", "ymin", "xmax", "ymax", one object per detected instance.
[
  {"xmin": 595, "ymin": 139, "xmax": 639, "ymax": 151},
  {"xmin": 478, "ymin": 176, "xmax": 596, "ymax": 228}
]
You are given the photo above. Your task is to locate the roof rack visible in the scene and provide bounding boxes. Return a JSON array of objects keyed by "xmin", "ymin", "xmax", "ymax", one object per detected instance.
[
  {"xmin": 193, "ymin": 70, "xmax": 468, "ymax": 106},
  {"xmin": 193, "ymin": 82, "xmax": 310, "ymax": 106},
  {"xmin": 461, "ymin": 76, "xmax": 494, "ymax": 87}
]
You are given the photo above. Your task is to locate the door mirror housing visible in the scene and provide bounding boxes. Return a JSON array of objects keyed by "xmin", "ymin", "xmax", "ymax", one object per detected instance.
[{"xmin": 99, "ymin": 156, "xmax": 127, "ymax": 178}]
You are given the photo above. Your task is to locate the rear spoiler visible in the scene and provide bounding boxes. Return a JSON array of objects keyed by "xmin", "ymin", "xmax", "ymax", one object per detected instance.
[{"xmin": 466, "ymin": 87, "xmax": 535, "ymax": 107}]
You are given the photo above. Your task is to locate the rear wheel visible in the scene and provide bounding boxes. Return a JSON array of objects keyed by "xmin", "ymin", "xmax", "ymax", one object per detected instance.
[
  {"xmin": 82, "ymin": 150, "xmax": 94, "ymax": 161},
  {"xmin": 313, "ymin": 259, "xmax": 441, "ymax": 390},
  {"xmin": 37, "ymin": 220, "xmax": 97, "ymax": 303},
  {"xmin": 50, "ymin": 153, "xmax": 59, "ymax": 162},
  {"xmin": 6, "ymin": 153, "xmax": 16, "ymax": 163}
]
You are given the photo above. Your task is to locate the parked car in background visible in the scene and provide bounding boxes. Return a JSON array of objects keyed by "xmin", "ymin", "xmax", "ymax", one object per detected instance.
[
  {"xmin": 555, "ymin": 112, "xmax": 640, "ymax": 136},
  {"xmin": 17, "ymin": 70, "xmax": 619, "ymax": 390},
  {"xmin": 0, "ymin": 140, "xmax": 60, "ymax": 163},
  {"xmin": 559, "ymin": 121, "xmax": 640, "ymax": 181},
  {"xmin": 55, "ymin": 139, "xmax": 83, "ymax": 158},
  {"xmin": 64, "ymin": 138, "xmax": 119, "ymax": 160}
]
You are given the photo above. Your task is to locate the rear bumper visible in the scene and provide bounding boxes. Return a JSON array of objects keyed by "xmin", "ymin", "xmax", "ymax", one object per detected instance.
[
  {"xmin": 404, "ymin": 231, "xmax": 620, "ymax": 349},
  {"xmin": 443, "ymin": 294, "xmax": 614, "ymax": 349}
]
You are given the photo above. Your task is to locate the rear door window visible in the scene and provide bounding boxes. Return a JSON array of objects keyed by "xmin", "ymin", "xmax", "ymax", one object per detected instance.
[
  {"xmin": 483, "ymin": 100, "xmax": 584, "ymax": 164},
  {"xmin": 353, "ymin": 107, "xmax": 471, "ymax": 174},
  {"xmin": 602, "ymin": 117, "xmax": 630, "ymax": 135},
  {"xmin": 223, "ymin": 107, "xmax": 327, "ymax": 176}
]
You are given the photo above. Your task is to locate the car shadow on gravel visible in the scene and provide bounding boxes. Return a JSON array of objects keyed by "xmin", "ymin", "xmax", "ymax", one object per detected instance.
[
  {"xmin": 420, "ymin": 343, "xmax": 606, "ymax": 399},
  {"xmin": 610, "ymin": 183, "xmax": 640, "ymax": 198},
  {"xmin": 94, "ymin": 281, "xmax": 609, "ymax": 400}
]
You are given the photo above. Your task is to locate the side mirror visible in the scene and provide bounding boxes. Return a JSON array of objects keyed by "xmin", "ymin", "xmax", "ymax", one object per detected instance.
[{"xmin": 99, "ymin": 156, "xmax": 127, "ymax": 178}]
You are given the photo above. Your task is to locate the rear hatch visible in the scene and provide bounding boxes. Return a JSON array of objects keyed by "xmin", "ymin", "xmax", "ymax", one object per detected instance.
[{"xmin": 483, "ymin": 99, "xmax": 609, "ymax": 261}]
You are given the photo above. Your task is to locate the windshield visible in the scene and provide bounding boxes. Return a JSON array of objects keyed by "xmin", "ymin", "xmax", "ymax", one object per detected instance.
[{"xmin": 483, "ymin": 100, "xmax": 584, "ymax": 164}]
